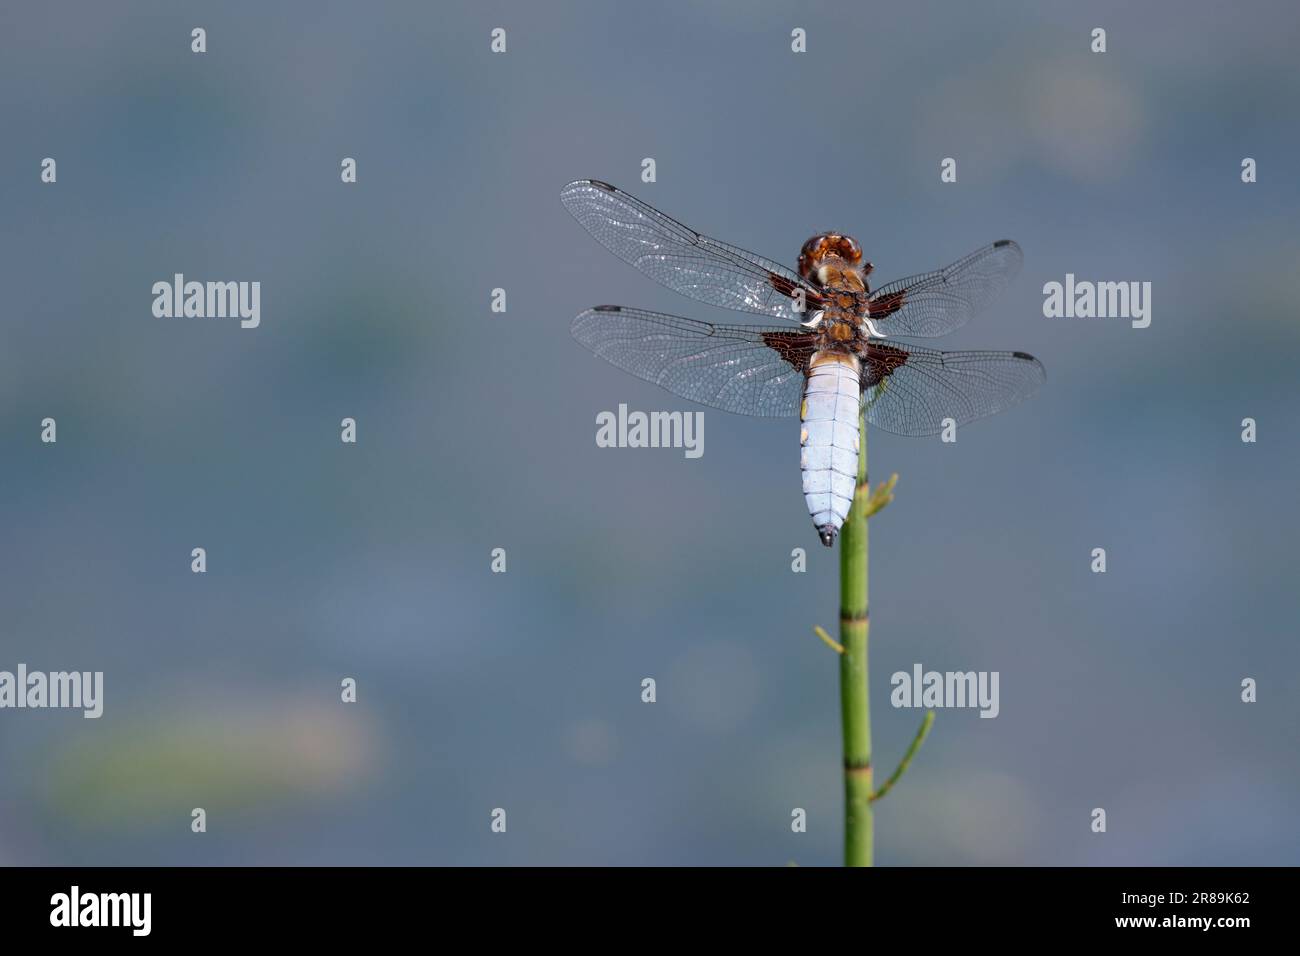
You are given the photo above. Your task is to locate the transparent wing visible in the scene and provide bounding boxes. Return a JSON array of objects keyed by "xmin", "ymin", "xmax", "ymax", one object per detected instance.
[
  {"xmin": 561, "ymin": 180, "xmax": 823, "ymax": 322},
  {"xmin": 862, "ymin": 341, "xmax": 1045, "ymax": 437},
  {"xmin": 867, "ymin": 240, "xmax": 1023, "ymax": 338},
  {"xmin": 571, "ymin": 306, "xmax": 816, "ymax": 417}
]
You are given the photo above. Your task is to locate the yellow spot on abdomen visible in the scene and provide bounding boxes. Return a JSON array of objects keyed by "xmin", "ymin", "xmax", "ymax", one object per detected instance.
[{"xmin": 810, "ymin": 350, "xmax": 861, "ymax": 370}]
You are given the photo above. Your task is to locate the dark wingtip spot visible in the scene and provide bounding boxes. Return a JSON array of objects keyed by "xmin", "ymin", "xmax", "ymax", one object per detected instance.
[
  {"xmin": 1012, "ymin": 351, "xmax": 1035, "ymax": 360},
  {"xmin": 588, "ymin": 179, "xmax": 616, "ymax": 192},
  {"xmin": 994, "ymin": 239, "xmax": 1013, "ymax": 248},
  {"xmin": 593, "ymin": 304, "xmax": 621, "ymax": 312}
]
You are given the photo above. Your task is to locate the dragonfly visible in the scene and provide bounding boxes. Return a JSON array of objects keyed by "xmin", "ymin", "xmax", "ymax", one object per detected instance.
[{"xmin": 561, "ymin": 180, "xmax": 1045, "ymax": 547}]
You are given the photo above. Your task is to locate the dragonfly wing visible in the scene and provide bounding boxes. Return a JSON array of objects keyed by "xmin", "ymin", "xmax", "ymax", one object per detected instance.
[
  {"xmin": 867, "ymin": 240, "xmax": 1023, "ymax": 338},
  {"xmin": 861, "ymin": 340, "xmax": 1045, "ymax": 436},
  {"xmin": 572, "ymin": 306, "xmax": 817, "ymax": 417},
  {"xmin": 562, "ymin": 180, "xmax": 824, "ymax": 322}
]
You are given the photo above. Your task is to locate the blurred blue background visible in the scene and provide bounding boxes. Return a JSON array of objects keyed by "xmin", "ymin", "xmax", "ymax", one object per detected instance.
[{"xmin": 1, "ymin": 0, "xmax": 1297, "ymax": 865}]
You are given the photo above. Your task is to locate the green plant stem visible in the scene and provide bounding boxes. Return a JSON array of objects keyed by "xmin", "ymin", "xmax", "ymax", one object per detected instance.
[{"xmin": 839, "ymin": 411, "xmax": 872, "ymax": 866}]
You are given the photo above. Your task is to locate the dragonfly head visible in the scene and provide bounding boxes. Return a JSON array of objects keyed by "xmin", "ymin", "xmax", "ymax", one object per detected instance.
[{"xmin": 798, "ymin": 233, "xmax": 863, "ymax": 281}]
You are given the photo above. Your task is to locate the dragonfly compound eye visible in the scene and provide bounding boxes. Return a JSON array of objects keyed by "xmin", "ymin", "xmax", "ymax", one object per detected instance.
[{"xmin": 797, "ymin": 235, "xmax": 830, "ymax": 278}]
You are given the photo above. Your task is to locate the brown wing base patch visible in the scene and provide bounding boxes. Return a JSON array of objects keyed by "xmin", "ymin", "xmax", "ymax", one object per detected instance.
[
  {"xmin": 867, "ymin": 289, "xmax": 907, "ymax": 319},
  {"xmin": 761, "ymin": 330, "xmax": 818, "ymax": 373},
  {"xmin": 768, "ymin": 273, "xmax": 826, "ymax": 311},
  {"xmin": 862, "ymin": 342, "xmax": 910, "ymax": 388}
]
